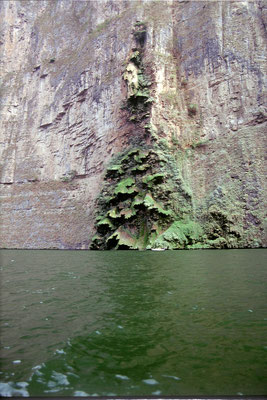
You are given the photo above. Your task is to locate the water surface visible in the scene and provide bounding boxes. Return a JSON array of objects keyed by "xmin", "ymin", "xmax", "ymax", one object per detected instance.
[{"xmin": 0, "ymin": 249, "xmax": 266, "ymax": 396}]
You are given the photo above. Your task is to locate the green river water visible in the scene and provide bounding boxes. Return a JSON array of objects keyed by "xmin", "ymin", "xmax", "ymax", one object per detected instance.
[{"xmin": 0, "ymin": 249, "xmax": 266, "ymax": 397}]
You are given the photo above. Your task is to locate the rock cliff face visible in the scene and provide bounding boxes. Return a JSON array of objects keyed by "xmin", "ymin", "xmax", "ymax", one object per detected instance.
[{"xmin": 0, "ymin": 0, "xmax": 266, "ymax": 249}]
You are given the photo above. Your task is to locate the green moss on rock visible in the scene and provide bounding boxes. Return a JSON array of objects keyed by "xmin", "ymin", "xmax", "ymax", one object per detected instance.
[
  {"xmin": 90, "ymin": 146, "xmax": 199, "ymax": 250},
  {"xmin": 120, "ymin": 208, "xmax": 137, "ymax": 219},
  {"xmin": 152, "ymin": 220, "xmax": 203, "ymax": 250},
  {"xmin": 114, "ymin": 177, "xmax": 136, "ymax": 195},
  {"xmin": 106, "ymin": 227, "xmax": 137, "ymax": 250},
  {"xmin": 91, "ymin": 132, "xmax": 247, "ymax": 250},
  {"xmin": 143, "ymin": 193, "xmax": 172, "ymax": 217},
  {"xmin": 106, "ymin": 164, "xmax": 123, "ymax": 177},
  {"xmin": 132, "ymin": 164, "xmax": 150, "ymax": 174},
  {"xmin": 122, "ymin": 42, "xmax": 152, "ymax": 125},
  {"xmin": 96, "ymin": 217, "xmax": 115, "ymax": 233},
  {"xmin": 142, "ymin": 173, "xmax": 165, "ymax": 186}
]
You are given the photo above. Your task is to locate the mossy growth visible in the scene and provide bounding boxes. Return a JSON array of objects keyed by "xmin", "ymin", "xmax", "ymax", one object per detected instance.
[
  {"xmin": 114, "ymin": 177, "xmax": 136, "ymax": 195},
  {"xmin": 90, "ymin": 146, "xmax": 204, "ymax": 250},
  {"xmin": 96, "ymin": 217, "xmax": 115, "ymax": 233},
  {"xmin": 142, "ymin": 173, "xmax": 165, "ymax": 186},
  {"xmin": 105, "ymin": 164, "xmax": 123, "ymax": 177},
  {"xmin": 204, "ymin": 207, "xmax": 243, "ymax": 248},
  {"xmin": 122, "ymin": 34, "xmax": 152, "ymax": 124},
  {"xmin": 150, "ymin": 220, "xmax": 204, "ymax": 250},
  {"xmin": 191, "ymin": 139, "xmax": 209, "ymax": 149},
  {"xmin": 60, "ymin": 170, "xmax": 77, "ymax": 182},
  {"xmin": 188, "ymin": 103, "xmax": 198, "ymax": 116},
  {"xmin": 106, "ymin": 227, "xmax": 137, "ymax": 250},
  {"xmin": 133, "ymin": 21, "xmax": 147, "ymax": 47},
  {"xmin": 196, "ymin": 185, "xmax": 245, "ymax": 249},
  {"xmin": 91, "ymin": 143, "xmax": 246, "ymax": 250}
]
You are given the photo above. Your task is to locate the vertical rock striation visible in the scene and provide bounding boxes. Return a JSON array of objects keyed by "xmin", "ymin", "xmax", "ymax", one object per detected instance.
[{"xmin": 0, "ymin": 0, "xmax": 266, "ymax": 249}]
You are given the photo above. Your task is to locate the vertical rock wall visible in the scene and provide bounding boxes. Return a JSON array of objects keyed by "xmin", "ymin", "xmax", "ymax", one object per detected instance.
[
  {"xmin": 172, "ymin": 0, "xmax": 267, "ymax": 247},
  {"xmin": 0, "ymin": 0, "xmax": 138, "ymax": 248},
  {"xmin": 0, "ymin": 0, "xmax": 266, "ymax": 249}
]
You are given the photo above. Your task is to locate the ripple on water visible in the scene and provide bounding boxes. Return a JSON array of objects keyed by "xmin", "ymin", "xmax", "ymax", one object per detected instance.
[
  {"xmin": 1, "ymin": 248, "xmax": 266, "ymax": 397},
  {"xmin": 74, "ymin": 390, "xmax": 89, "ymax": 396},
  {"xmin": 115, "ymin": 374, "xmax": 130, "ymax": 380},
  {"xmin": 50, "ymin": 371, "xmax": 70, "ymax": 386},
  {"xmin": 0, "ymin": 382, "xmax": 29, "ymax": 397},
  {"xmin": 162, "ymin": 374, "xmax": 181, "ymax": 381},
  {"xmin": 143, "ymin": 378, "xmax": 158, "ymax": 385},
  {"xmin": 54, "ymin": 349, "xmax": 66, "ymax": 355}
]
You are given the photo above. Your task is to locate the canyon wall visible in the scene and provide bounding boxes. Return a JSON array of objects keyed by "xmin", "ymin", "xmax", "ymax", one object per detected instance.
[{"xmin": 0, "ymin": 0, "xmax": 266, "ymax": 249}]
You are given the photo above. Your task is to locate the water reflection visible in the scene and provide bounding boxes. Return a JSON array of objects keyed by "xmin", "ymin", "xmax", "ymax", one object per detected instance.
[
  {"xmin": 28, "ymin": 251, "xmax": 179, "ymax": 396},
  {"xmin": 0, "ymin": 249, "xmax": 266, "ymax": 396}
]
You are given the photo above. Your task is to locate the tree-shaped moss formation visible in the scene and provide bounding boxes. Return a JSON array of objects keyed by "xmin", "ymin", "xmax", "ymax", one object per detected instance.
[{"xmin": 91, "ymin": 146, "xmax": 204, "ymax": 250}]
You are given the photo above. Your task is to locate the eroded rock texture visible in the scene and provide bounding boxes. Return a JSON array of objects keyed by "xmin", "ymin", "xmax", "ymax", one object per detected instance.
[{"xmin": 0, "ymin": 0, "xmax": 266, "ymax": 249}]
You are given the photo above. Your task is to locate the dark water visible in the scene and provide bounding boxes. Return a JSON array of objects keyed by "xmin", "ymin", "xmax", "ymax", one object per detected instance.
[{"xmin": 0, "ymin": 249, "xmax": 266, "ymax": 397}]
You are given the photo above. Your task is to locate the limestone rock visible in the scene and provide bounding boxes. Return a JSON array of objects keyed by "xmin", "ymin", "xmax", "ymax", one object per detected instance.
[{"xmin": 0, "ymin": 0, "xmax": 266, "ymax": 248}]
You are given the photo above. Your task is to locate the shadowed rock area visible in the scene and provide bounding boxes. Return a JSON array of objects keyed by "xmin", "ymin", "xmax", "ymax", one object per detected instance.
[{"xmin": 0, "ymin": 0, "xmax": 266, "ymax": 249}]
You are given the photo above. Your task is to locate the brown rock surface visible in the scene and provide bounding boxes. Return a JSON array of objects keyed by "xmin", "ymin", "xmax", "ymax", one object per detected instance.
[{"xmin": 0, "ymin": 0, "xmax": 266, "ymax": 249}]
